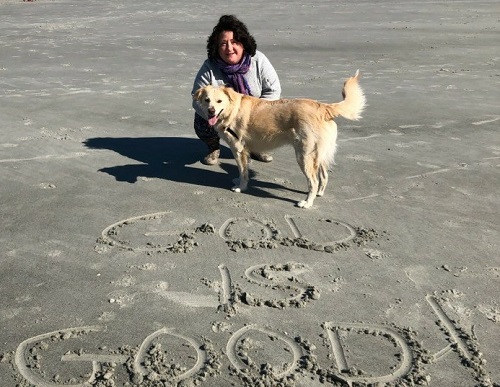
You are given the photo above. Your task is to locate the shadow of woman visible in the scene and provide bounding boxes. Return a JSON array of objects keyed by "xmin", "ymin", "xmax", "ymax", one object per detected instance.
[
  {"xmin": 84, "ymin": 136, "xmax": 237, "ymax": 188},
  {"xmin": 84, "ymin": 136, "xmax": 300, "ymax": 204}
]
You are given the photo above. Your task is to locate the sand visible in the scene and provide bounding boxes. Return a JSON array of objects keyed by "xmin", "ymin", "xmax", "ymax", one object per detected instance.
[{"xmin": 0, "ymin": 0, "xmax": 499, "ymax": 386}]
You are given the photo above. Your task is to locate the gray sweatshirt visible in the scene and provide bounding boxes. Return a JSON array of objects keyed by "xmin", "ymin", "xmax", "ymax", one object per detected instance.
[{"xmin": 191, "ymin": 50, "xmax": 281, "ymax": 119}]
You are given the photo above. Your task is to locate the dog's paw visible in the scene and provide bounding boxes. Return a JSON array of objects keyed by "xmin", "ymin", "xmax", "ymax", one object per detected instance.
[
  {"xmin": 231, "ymin": 177, "xmax": 248, "ymax": 193},
  {"xmin": 232, "ymin": 184, "xmax": 248, "ymax": 193},
  {"xmin": 296, "ymin": 200, "xmax": 312, "ymax": 209}
]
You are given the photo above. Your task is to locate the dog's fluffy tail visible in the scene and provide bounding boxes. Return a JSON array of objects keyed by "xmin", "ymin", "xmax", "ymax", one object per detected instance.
[{"xmin": 326, "ymin": 70, "xmax": 366, "ymax": 121}]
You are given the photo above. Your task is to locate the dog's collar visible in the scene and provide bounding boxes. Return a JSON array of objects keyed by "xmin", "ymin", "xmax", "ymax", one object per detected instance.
[{"xmin": 225, "ymin": 127, "xmax": 239, "ymax": 140}]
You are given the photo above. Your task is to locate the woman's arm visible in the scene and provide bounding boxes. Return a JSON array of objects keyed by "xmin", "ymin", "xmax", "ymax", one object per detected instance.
[{"xmin": 257, "ymin": 51, "xmax": 281, "ymax": 100}]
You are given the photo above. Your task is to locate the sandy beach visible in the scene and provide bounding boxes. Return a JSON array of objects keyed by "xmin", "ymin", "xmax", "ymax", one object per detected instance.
[{"xmin": 0, "ymin": 1, "xmax": 499, "ymax": 386}]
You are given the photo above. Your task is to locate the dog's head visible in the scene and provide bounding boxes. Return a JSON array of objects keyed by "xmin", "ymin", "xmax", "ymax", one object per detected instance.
[{"xmin": 193, "ymin": 85, "xmax": 235, "ymax": 126}]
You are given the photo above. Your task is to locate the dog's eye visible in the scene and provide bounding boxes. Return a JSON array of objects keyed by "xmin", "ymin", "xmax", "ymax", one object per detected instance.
[
  {"xmin": 216, "ymin": 99, "xmax": 222, "ymax": 103},
  {"xmin": 204, "ymin": 98, "xmax": 210, "ymax": 103}
]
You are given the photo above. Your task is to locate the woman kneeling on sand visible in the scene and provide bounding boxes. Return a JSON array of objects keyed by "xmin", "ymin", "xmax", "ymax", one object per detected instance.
[{"xmin": 191, "ymin": 14, "xmax": 281, "ymax": 165}]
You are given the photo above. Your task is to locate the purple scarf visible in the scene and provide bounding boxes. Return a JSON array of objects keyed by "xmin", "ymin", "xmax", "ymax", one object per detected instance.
[{"xmin": 215, "ymin": 53, "xmax": 252, "ymax": 95}]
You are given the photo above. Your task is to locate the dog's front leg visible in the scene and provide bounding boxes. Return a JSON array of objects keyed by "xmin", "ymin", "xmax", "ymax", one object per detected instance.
[
  {"xmin": 231, "ymin": 147, "xmax": 249, "ymax": 193},
  {"xmin": 219, "ymin": 127, "xmax": 249, "ymax": 193}
]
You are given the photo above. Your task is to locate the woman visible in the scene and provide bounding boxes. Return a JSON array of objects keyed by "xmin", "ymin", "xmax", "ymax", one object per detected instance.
[{"xmin": 191, "ymin": 15, "xmax": 281, "ymax": 165}]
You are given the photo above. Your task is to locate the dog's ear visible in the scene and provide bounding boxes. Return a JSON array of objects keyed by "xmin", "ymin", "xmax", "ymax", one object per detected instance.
[
  {"xmin": 222, "ymin": 86, "xmax": 237, "ymax": 102},
  {"xmin": 193, "ymin": 87, "xmax": 205, "ymax": 101}
]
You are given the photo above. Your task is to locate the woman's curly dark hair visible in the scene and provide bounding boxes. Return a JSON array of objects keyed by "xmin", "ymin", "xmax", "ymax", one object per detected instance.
[{"xmin": 206, "ymin": 15, "xmax": 257, "ymax": 60}]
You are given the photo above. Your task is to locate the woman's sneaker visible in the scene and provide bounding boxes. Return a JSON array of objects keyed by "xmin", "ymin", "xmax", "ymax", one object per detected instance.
[
  {"xmin": 202, "ymin": 149, "xmax": 220, "ymax": 165},
  {"xmin": 251, "ymin": 152, "xmax": 273, "ymax": 162}
]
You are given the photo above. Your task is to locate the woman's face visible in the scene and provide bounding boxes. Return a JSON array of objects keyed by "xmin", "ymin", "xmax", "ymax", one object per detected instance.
[{"xmin": 218, "ymin": 30, "xmax": 244, "ymax": 65}]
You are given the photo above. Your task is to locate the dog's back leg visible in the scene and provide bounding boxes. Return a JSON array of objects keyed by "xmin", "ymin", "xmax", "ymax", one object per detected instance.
[
  {"xmin": 317, "ymin": 122, "xmax": 337, "ymax": 197},
  {"xmin": 294, "ymin": 139, "xmax": 320, "ymax": 208},
  {"xmin": 317, "ymin": 162, "xmax": 328, "ymax": 197}
]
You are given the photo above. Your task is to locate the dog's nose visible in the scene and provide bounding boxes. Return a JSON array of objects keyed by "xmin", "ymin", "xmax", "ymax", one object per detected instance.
[{"xmin": 208, "ymin": 107, "xmax": 216, "ymax": 115}]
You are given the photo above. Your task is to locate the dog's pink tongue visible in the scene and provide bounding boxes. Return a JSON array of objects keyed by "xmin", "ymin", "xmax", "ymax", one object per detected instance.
[{"xmin": 208, "ymin": 116, "xmax": 218, "ymax": 126}]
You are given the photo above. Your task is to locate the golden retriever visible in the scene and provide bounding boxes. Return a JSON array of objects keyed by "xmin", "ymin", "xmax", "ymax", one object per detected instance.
[{"xmin": 193, "ymin": 71, "xmax": 366, "ymax": 208}]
